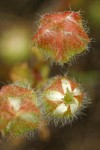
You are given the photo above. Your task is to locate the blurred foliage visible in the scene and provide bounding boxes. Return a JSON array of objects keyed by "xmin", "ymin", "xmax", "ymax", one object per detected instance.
[
  {"xmin": 88, "ymin": 0, "xmax": 100, "ymax": 28},
  {"xmin": 10, "ymin": 63, "xmax": 34, "ymax": 86},
  {"xmin": 0, "ymin": 28, "xmax": 31, "ymax": 65}
]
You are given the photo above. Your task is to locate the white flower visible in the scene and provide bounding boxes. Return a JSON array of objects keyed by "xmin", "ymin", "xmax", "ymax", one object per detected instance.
[{"xmin": 44, "ymin": 78, "xmax": 82, "ymax": 115}]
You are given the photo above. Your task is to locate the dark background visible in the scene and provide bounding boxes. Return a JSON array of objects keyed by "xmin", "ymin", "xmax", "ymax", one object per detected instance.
[{"xmin": 0, "ymin": 0, "xmax": 100, "ymax": 150}]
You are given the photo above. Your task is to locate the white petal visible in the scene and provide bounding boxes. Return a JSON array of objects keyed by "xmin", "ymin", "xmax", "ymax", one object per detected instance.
[
  {"xmin": 61, "ymin": 78, "xmax": 71, "ymax": 93},
  {"xmin": 66, "ymin": 14, "xmax": 76, "ymax": 24},
  {"xmin": 20, "ymin": 113, "xmax": 35, "ymax": 122},
  {"xmin": 53, "ymin": 103, "xmax": 68, "ymax": 114},
  {"xmin": 8, "ymin": 97, "xmax": 21, "ymax": 111},
  {"xmin": 45, "ymin": 91, "xmax": 64, "ymax": 102},
  {"xmin": 70, "ymin": 99, "xmax": 79, "ymax": 114},
  {"xmin": 45, "ymin": 29, "xmax": 50, "ymax": 34},
  {"xmin": 64, "ymin": 31, "xmax": 72, "ymax": 36},
  {"xmin": 73, "ymin": 88, "xmax": 81, "ymax": 96},
  {"xmin": 66, "ymin": 15, "xmax": 72, "ymax": 20}
]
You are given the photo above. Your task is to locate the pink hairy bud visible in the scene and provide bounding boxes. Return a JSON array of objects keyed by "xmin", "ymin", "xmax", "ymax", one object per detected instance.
[
  {"xmin": 0, "ymin": 84, "xmax": 40, "ymax": 136},
  {"xmin": 33, "ymin": 11, "xmax": 90, "ymax": 64}
]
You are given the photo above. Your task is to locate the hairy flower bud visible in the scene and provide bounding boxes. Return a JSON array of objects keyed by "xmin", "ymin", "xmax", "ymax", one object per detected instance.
[
  {"xmin": 33, "ymin": 11, "xmax": 90, "ymax": 64},
  {"xmin": 0, "ymin": 84, "xmax": 40, "ymax": 136},
  {"xmin": 41, "ymin": 76, "xmax": 88, "ymax": 125}
]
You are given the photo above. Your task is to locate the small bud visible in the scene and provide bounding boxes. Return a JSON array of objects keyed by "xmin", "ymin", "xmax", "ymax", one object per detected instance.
[
  {"xmin": 41, "ymin": 76, "xmax": 88, "ymax": 125},
  {"xmin": 0, "ymin": 84, "xmax": 40, "ymax": 137},
  {"xmin": 33, "ymin": 11, "xmax": 90, "ymax": 65}
]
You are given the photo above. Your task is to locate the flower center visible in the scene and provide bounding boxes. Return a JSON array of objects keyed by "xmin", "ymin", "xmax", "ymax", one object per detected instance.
[{"xmin": 63, "ymin": 89, "xmax": 75, "ymax": 105}]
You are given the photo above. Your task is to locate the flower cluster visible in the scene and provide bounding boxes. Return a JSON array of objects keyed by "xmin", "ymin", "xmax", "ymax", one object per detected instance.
[{"xmin": 0, "ymin": 11, "xmax": 90, "ymax": 137}]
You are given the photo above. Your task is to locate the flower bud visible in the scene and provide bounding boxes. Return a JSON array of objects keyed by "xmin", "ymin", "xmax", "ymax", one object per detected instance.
[
  {"xmin": 0, "ymin": 84, "xmax": 40, "ymax": 136},
  {"xmin": 33, "ymin": 11, "xmax": 90, "ymax": 65},
  {"xmin": 41, "ymin": 76, "xmax": 88, "ymax": 125}
]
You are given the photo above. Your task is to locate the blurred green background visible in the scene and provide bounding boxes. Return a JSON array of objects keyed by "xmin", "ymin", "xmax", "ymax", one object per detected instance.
[{"xmin": 0, "ymin": 0, "xmax": 100, "ymax": 150}]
